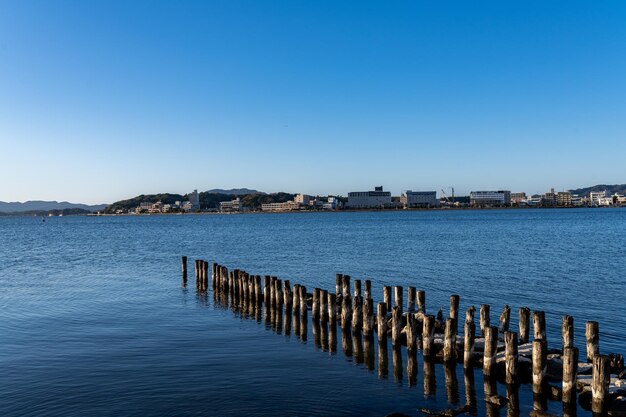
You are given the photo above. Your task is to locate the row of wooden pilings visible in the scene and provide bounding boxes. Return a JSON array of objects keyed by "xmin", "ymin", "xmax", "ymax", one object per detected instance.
[{"xmin": 182, "ymin": 256, "xmax": 621, "ymax": 415}]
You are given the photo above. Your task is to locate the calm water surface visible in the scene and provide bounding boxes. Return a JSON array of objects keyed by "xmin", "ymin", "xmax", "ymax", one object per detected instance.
[{"xmin": 1, "ymin": 209, "xmax": 625, "ymax": 416}]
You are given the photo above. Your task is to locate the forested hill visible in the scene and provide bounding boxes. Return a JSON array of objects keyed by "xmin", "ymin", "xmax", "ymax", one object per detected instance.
[
  {"xmin": 569, "ymin": 184, "xmax": 626, "ymax": 196},
  {"xmin": 103, "ymin": 191, "xmax": 294, "ymax": 213}
]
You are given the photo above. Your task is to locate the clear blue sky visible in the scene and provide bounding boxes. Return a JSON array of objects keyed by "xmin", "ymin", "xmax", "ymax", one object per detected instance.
[{"xmin": 1, "ymin": 1, "xmax": 625, "ymax": 204}]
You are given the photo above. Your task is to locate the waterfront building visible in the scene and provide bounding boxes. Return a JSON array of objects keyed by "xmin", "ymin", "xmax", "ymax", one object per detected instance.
[
  {"xmin": 469, "ymin": 190, "xmax": 511, "ymax": 207},
  {"xmin": 557, "ymin": 191, "xmax": 572, "ymax": 206},
  {"xmin": 139, "ymin": 202, "xmax": 153, "ymax": 212},
  {"xmin": 403, "ymin": 191, "xmax": 438, "ymax": 208},
  {"xmin": 346, "ymin": 186, "xmax": 392, "ymax": 209},
  {"xmin": 188, "ymin": 189, "xmax": 200, "ymax": 211},
  {"xmin": 294, "ymin": 194, "xmax": 311, "ymax": 205},
  {"xmin": 589, "ymin": 191, "xmax": 607, "ymax": 206},
  {"xmin": 323, "ymin": 197, "xmax": 338, "ymax": 210},
  {"xmin": 571, "ymin": 194, "xmax": 584, "ymax": 206},
  {"xmin": 542, "ymin": 188, "xmax": 557, "ymax": 206},
  {"xmin": 220, "ymin": 198, "xmax": 242, "ymax": 212},
  {"xmin": 510, "ymin": 192, "xmax": 527, "ymax": 205},
  {"xmin": 261, "ymin": 201, "xmax": 300, "ymax": 212}
]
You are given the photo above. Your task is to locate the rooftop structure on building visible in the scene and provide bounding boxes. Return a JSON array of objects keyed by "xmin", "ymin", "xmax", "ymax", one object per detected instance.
[{"xmin": 346, "ymin": 186, "xmax": 392, "ymax": 209}]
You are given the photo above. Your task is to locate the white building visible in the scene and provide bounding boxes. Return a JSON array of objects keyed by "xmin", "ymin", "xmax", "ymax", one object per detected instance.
[
  {"xmin": 403, "ymin": 191, "xmax": 438, "ymax": 208},
  {"xmin": 188, "ymin": 189, "xmax": 200, "ymax": 211},
  {"xmin": 220, "ymin": 198, "xmax": 242, "ymax": 212},
  {"xmin": 323, "ymin": 197, "xmax": 338, "ymax": 210},
  {"xmin": 469, "ymin": 190, "xmax": 511, "ymax": 207},
  {"xmin": 261, "ymin": 201, "xmax": 300, "ymax": 212},
  {"xmin": 589, "ymin": 191, "xmax": 606, "ymax": 206},
  {"xmin": 294, "ymin": 194, "xmax": 311, "ymax": 205},
  {"xmin": 346, "ymin": 186, "xmax": 391, "ymax": 209}
]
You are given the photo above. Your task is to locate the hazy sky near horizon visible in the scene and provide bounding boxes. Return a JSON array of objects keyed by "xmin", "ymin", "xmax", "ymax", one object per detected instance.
[{"xmin": 1, "ymin": 1, "xmax": 625, "ymax": 204}]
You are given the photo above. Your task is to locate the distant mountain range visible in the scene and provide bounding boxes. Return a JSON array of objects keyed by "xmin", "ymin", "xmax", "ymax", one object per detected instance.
[
  {"xmin": 0, "ymin": 200, "xmax": 108, "ymax": 213},
  {"xmin": 205, "ymin": 188, "xmax": 262, "ymax": 195},
  {"xmin": 568, "ymin": 184, "xmax": 626, "ymax": 196}
]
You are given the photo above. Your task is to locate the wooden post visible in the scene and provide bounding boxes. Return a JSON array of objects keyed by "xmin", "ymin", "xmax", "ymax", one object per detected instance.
[
  {"xmin": 406, "ymin": 312, "xmax": 418, "ymax": 353},
  {"xmin": 586, "ymin": 321, "xmax": 599, "ymax": 362},
  {"xmin": 328, "ymin": 293, "xmax": 337, "ymax": 323},
  {"xmin": 483, "ymin": 325, "xmax": 497, "ymax": 377},
  {"xmin": 465, "ymin": 305, "xmax": 475, "ymax": 324},
  {"xmin": 519, "ymin": 307, "xmax": 530, "ymax": 344},
  {"xmin": 364, "ymin": 279, "xmax": 371, "ymax": 300},
  {"xmin": 342, "ymin": 275, "xmax": 351, "ymax": 298},
  {"xmin": 275, "ymin": 278, "xmax": 283, "ymax": 306},
  {"xmin": 264, "ymin": 276, "xmax": 270, "ymax": 305},
  {"xmin": 407, "ymin": 286, "xmax": 416, "ymax": 312},
  {"xmin": 312, "ymin": 288, "xmax": 320, "ymax": 321},
  {"xmin": 391, "ymin": 306, "xmax": 401, "ymax": 347},
  {"xmin": 591, "ymin": 354, "xmax": 609, "ymax": 414},
  {"xmin": 417, "ymin": 290, "xmax": 425, "ymax": 313},
  {"xmin": 293, "ymin": 284, "xmax": 300, "ymax": 312},
  {"xmin": 533, "ymin": 310, "xmax": 546, "ymax": 341},
  {"xmin": 341, "ymin": 294, "xmax": 351, "ymax": 329},
  {"xmin": 284, "ymin": 280, "xmax": 292, "ymax": 307},
  {"xmin": 499, "ymin": 304, "xmax": 510, "ymax": 334},
  {"xmin": 449, "ymin": 294, "xmax": 460, "ymax": 328},
  {"xmin": 423, "ymin": 314, "xmax": 435, "ymax": 357},
  {"xmin": 394, "ymin": 286, "xmax": 403, "ymax": 313},
  {"xmin": 335, "ymin": 273, "xmax": 343, "ymax": 296},
  {"xmin": 181, "ymin": 256, "xmax": 187, "ymax": 278},
  {"xmin": 504, "ymin": 331, "xmax": 518, "ymax": 385},
  {"xmin": 299, "ymin": 285, "xmax": 307, "ymax": 318},
  {"xmin": 363, "ymin": 298, "xmax": 374, "ymax": 336},
  {"xmin": 383, "ymin": 286, "xmax": 392, "ymax": 312},
  {"xmin": 480, "ymin": 304, "xmax": 490, "ymax": 336},
  {"xmin": 353, "ymin": 279, "xmax": 361, "ymax": 299},
  {"xmin": 255, "ymin": 275, "xmax": 262, "ymax": 304},
  {"xmin": 377, "ymin": 302, "xmax": 387, "ymax": 339},
  {"xmin": 532, "ymin": 339, "xmax": 547, "ymax": 394},
  {"xmin": 562, "ymin": 315, "xmax": 574, "ymax": 353},
  {"xmin": 463, "ymin": 319, "xmax": 475, "ymax": 368},
  {"xmin": 443, "ymin": 318, "xmax": 456, "ymax": 362},
  {"xmin": 352, "ymin": 295, "xmax": 363, "ymax": 331},
  {"xmin": 562, "ymin": 346, "xmax": 578, "ymax": 405},
  {"xmin": 320, "ymin": 290, "xmax": 328, "ymax": 322}
]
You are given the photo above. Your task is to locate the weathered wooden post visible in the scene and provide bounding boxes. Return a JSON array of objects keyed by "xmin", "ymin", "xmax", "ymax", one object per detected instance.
[
  {"xmin": 533, "ymin": 310, "xmax": 546, "ymax": 341},
  {"xmin": 353, "ymin": 279, "xmax": 361, "ymax": 299},
  {"xmin": 480, "ymin": 304, "xmax": 490, "ymax": 336},
  {"xmin": 299, "ymin": 285, "xmax": 307, "ymax": 317},
  {"xmin": 465, "ymin": 305, "xmax": 475, "ymax": 324},
  {"xmin": 342, "ymin": 275, "xmax": 351, "ymax": 298},
  {"xmin": 483, "ymin": 326, "xmax": 498, "ymax": 377},
  {"xmin": 328, "ymin": 293, "xmax": 337, "ymax": 323},
  {"xmin": 320, "ymin": 290, "xmax": 328, "ymax": 322},
  {"xmin": 519, "ymin": 307, "xmax": 530, "ymax": 344},
  {"xmin": 383, "ymin": 286, "xmax": 392, "ymax": 312},
  {"xmin": 423, "ymin": 314, "xmax": 435, "ymax": 357},
  {"xmin": 417, "ymin": 290, "xmax": 425, "ymax": 313},
  {"xmin": 407, "ymin": 286, "xmax": 416, "ymax": 312},
  {"xmin": 284, "ymin": 280, "xmax": 293, "ymax": 307},
  {"xmin": 394, "ymin": 286, "xmax": 403, "ymax": 313},
  {"xmin": 562, "ymin": 315, "xmax": 574, "ymax": 353},
  {"xmin": 464, "ymin": 319, "xmax": 475, "ymax": 368},
  {"xmin": 443, "ymin": 318, "xmax": 456, "ymax": 362},
  {"xmin": 591, "ymin": 354, "xmax": 609, "ymax": 414},
  {"xmin": 293, "ymin": 283, "xmax": 300, "ymax": 313},
  {"xmin": 264, "ymin": 276, "xmax": 270, "ymax": 305},
  {"xmin": 449, "ymin": 294, "xmax": 460, "ymax": 330},
  {"xmin": 499, "ymin": 304, "xmax": 510, "ymax": 334},
  {"xmin": 391, "ymin": 306, "xmax": 401, "ymax": 347},
  {"xmin": 363, "ymin": 297, "xmax": 374, "ymax": 336},
  {"xmin": 352, "ymin": 295, "xmax": 363, "ymax": 331},
  {"xmin": 504, "ymin": 331, "xmax": 518, "ymax": 385},
  {"xmin": 532, "ymin": 339, "xmax": 547, "ymax": 394},
  {"xmin": 255, "ymin": 275, "xmax": 262, "ymax": 304},
  {"xmin": 312, "ymin": 288, "xmax": 320, "ymax": 321},
  {"xmin": 377, "ymin": 302, "xmax": 387, "ymax": 339},
  {"xmin": 562, "ymin": 346, "xmax": 578, "ymax": 405},
  {"xmin": 364, "ymin": 279, "xmax": 372, "ymax": 300},
  {"xmin": 275, "ymin": 278, "xmax": 283, "ymax": 306},
  {"xmin": 181, "ymin": 256, "xmax": 187, "ymax": 283},
  {"xmin": 406, "ymin": 312, "xmax": 418, "ymax": 353},
  {"xmin": 586, "ymin": 321, "xmax": 599, "ymax": 362},
  {"xmin": 341, "ymin": 294, "xmax": 352, "ymax": 329}
]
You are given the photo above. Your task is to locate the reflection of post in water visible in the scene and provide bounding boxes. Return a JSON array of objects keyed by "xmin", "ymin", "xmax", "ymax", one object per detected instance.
[
  {"xmin": 313, "ymin": 319, "xmax": 321, "ymax": 349},
  {"xmin": 284, "ymin": 304, "xmax": 292, "ymax": 335},
  {"xmin": 353, "ymin": 329, "xmax": 364, "ymax": 364},
  {"xmin": 320, "ymin": 320, "xmax": 329, "ymax": 351},
  {"xmin": 294, "ymin": 308, "xmax": 301, "ymax": 340},
  {"xmin": 407, "ymin": 349, "xmax": 417, "ymax": 387},
  {"xmin": 378, "ymin": 338, "xmax": 389, "ymax": 379},
  {"xmin": 300, "ymin": 306, "xmax": 308, "ymax": 342},
  {"xmin": 329, "ymin": 320, "xmax": 337, "ymax": 353},
  {"xmin": 464, "ymin": 368, "xmax": 477, "ymax": 414},
  {"xmin": 342, "ymin": 325, "xmax": 353, "ymax": 358},
  {"xmin": 363, "ymin": 333, "xmax": 375, "ymax": 371},
  {"xmin": 424, "ymin": 358, "xmax": 436, "ymax": 397},
  {"xmin": 483, "ymin": 376, "xmax": 500, "ymax": 417},
  {"xmin": 275, "ymin": 302, "xmax": 283, "ymax": 335},
  {"xmin": 255, "ymin": 303, "xmax": 262, "ymax": 323},
  {"xmin": 264, "ymin": 302, "xmax": 272, "ymax": 329},
  {"xmin": 506, "ymin": 384, "xmax": 520, "ymax": 417},
  {"xmin": 532, "ymin": 392, "xmax": 547, "ymax": 413},
  {"xmin": 444, "ymin": 362, "xmax": 459, "ymax": 405},
  {"xmin": 392, "ymin": 346, "xmax": 403, "ymax": 383}
]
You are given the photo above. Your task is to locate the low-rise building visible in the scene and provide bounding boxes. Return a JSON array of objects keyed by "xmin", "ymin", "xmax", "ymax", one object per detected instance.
[
  {"xmin": 323, "ymin": 197, "xmax": 338, "ymax": 210},
  {"xmin": 511, "ymin": 192, "xmax": 527, "ymax": 205},
  {"xmin": 294, "ymin": 194, "xmax": 311, "ymax": 205},
  {"xmin": 542, "ymin": 188, "xmax": 557, "ymax": 206},
  {"xmin": 220, "ymin": 198, "xmax": 242, "ymax": 212},
  {"xmin": 261, "ymin": 201, "xmax": 301, "ymax": 212},
  {"xmin": 469, "ymin": 190, "xmax": 511, "ymax": 207},
  {"xmin": 346, "ymin": 186, "xmax": 392, "ymax": 209},
  {"xmin": 403, "ymin": 191, "xmax": 438, "ymax": 208},
  {"xmin": 557, "ymin": 191, "xmax": 572, "ymax": 206},
  {"xmin": 589, "ymin": 191, "xmax": 606, "ymax": 206}
]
